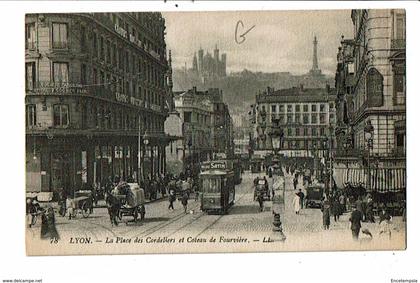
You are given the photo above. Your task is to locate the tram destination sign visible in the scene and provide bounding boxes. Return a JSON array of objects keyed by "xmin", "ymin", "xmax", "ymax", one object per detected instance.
[{"xmin": 200, "ymin": 161, "xmax": 227, "ymax": 171}]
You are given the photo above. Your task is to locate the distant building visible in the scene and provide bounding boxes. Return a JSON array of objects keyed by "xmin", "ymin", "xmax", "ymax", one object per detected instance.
[
  {"xmin": 191, "ymin": 45, "xmax": 227, "ymax": 83},
  {"xmin": 252, "ymin": 85, "xmax": 336, "ymax": 157}
]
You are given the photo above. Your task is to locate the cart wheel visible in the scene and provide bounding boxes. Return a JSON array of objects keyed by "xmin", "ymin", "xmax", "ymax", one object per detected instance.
[
  {"xmin": 31, "ymin": 214, "xmax": 37, "ymax": 226},
  {"xmin": 81, "ymin": 202, "xmax": 91, "ymax": 218},
  {"xmin": 133, "ymin": 208, "xmax": 138, "ymax": 222}
]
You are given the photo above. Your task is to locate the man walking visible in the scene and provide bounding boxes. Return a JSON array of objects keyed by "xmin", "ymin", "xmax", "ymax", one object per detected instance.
[
  {"xmin": 257, "ymin": 193, "xmax": 264, "ymax": 212},
  {"xmin": 181, "ymin": 192, "xmax": 189, "ymax": 214},
  {"xmin": 349, "ymin": 204, "xmax": 363, "ymax": 240},
  {"xmin": 292, "ymin": 193, "xmax": 301, "ymax": 215},
  {"xmin": 168, "ymin": 190, "xmax": 176, "ymax": 210}
]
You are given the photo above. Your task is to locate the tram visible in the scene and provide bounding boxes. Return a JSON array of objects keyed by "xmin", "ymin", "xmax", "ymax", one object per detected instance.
[{"xmin": 200, "ymin": 160, "xmax": 235, "ymax": 214}]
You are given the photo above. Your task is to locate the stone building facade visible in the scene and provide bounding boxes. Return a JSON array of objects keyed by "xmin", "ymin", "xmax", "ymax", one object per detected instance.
[
  {"xmin": 252, "ymin": 85, "xmax": 336, "ymax": 158},
  {"xmin": 25, "ymin": 13, "xmax": 173, "ymax": 196},
  {"xmin": 333, "ymin": 9, "xmax": 406, "ymax": 197}
]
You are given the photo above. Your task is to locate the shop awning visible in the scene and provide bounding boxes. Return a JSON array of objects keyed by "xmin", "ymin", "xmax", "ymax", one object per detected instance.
[{"xmin": 343, "ymin": 168, "xmax": 406, "ymax": 193}]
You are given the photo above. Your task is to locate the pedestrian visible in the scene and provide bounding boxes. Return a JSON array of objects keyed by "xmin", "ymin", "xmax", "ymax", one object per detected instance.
[
  {"xmin": 355, "ymin": 196, "xmax": 363, "ymax": 216},
  {"xmin": 365, "ymin": 195, "xmax": 375, "ymax": 223},
  {"xmin": 181, "ymin": 191, "xmax": 189, "ymax": 214},
  {"xmin": 168, "ymin": 189, "xmax": 176, "ymax": 210},
  {"xmin": 139, "ymin": 204, "xmax": 146, "ymax": 221},
  {"xmin": 293, "ymin": 177, "xmax": 298, "ymax": 190},
  {"xmin": 378, "ymin": 207, "xmax": 392, "ymax": 239},
  {"xmin": 292, "ymin": 193, "xmax": 300, "ymax": 215},
  {"xmin": 41, "ymin": 206, "xmax": 59, "ymax": 240},
  {"xmin": 349, "ymin": 204, "xmax": 363, "ymax": 240},
  {"xmin": 66, "ymin": 196, "xmax": 74, "ymax": 220},
  {"xmin": 331, "ymin": 197, "xmax": 340, "ymax": 222},
  {"xmin": 105, "ymin": 193, "xmax": 120, "ymax": 226},
  {"xmin": 257, "ymin": 193, "xmax": 264, "ymax": 212},
  {"xmin": 321, "ymin": 198, "xmax": 331, "ymax": 230},
  {"xmin": 339, "ymin": 193, "xmax": 346, "ymax": 215},
  {"xmin": 297, "ymin": 189, "xmax": 305, "ymax": 209}
]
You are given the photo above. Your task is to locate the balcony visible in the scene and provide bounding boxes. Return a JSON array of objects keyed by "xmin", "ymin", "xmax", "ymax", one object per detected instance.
[{"xmin": 391, "ymin": 39, "xmax": 406, "ymax": 49}]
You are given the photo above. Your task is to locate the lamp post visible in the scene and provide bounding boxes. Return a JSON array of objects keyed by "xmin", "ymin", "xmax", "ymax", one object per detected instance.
[
  {"xmin": 188, "ymin": 138, "xmax": 193, "ymax": 177},
  {"xmin": 364, "ymin": 120, "xmax": 374, "ymax": 192},
  {"xmin": 143, "ymin": 130, "xmax": 150, "ymax": 180}
]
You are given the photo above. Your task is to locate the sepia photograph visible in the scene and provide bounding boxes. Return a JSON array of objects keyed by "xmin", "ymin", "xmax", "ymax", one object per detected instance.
[{"xmin": 24, "ymin": 9, "xmax": 406, "ymax": 255}]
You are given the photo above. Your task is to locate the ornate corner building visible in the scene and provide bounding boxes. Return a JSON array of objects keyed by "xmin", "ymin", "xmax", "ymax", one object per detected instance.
[
  {"xmin": 334, "ymin": 9, "xmax": 406, "ymax": 197},
  {"xmin": 25, "ymin": 13, "xmax": 174, "ymax": 196}
]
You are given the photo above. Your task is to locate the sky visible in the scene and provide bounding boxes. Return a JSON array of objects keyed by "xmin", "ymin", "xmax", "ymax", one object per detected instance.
[{"xmin": 163, "ymin": 10, "xmax": 353, "ymax": 76}]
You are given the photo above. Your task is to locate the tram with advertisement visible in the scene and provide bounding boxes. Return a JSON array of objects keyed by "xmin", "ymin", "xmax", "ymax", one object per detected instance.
[{"xmin": 199, "ymin": 160, "xmax": 235, "ymax": 214}]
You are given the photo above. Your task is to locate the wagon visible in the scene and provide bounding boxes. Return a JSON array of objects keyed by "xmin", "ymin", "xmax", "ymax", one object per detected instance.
[
  {"xmin": 305, "ymin": 184, "xmax": 325, "ymax": 208},
  {"xmin": 254, "ymin": 179, "xmax": 270, "ymax": 201},
  {"xmin": 112, "ymin": 183, "xmax": 145, "ymax": 222},
  {"xmin": 70, "ymin": 190, "xmax": 94, "ymax": 218}
]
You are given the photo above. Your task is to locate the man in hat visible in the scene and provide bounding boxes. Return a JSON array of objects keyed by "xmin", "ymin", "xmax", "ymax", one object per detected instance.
[{"xmin": 349, "ymin": 204, "xmax": 363, "ymax": 240}]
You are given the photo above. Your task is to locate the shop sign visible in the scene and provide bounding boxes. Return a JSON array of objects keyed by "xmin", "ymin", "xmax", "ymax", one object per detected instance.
[
  {"xmin": 115, "ymin": 92, "xmax": 129, "ymax": 103},
  {"xmin": 130, "ymin": 97, "xmax": 143, "ymax": 107},
  {"xmin": 33, "ymin": 82, "xmax": 88, "ymax": 95},
  {"xmin": 366, "ymin": 68, "xmax": 384, "ymax": 107},
  {"xmin": 114, "ymin": 24, "xmax": 127, "ymax": 38}
]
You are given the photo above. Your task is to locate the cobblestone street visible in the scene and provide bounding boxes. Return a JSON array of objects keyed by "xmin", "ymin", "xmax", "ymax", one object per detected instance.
[{"xmin": 27, "ymin": 170, "xmax": 405, "ymax": 254}]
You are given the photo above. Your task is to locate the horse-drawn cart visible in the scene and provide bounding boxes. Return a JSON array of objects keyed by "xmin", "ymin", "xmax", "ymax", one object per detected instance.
[{"xmin": 111, "ymin": 183, "xmax": 145, "ymax": 223}]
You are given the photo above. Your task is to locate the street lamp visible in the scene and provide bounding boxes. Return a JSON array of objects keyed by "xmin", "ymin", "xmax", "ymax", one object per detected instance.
[
  {"xmin": 364, "ymin": 120, "xmax": 374, "ymax": 192},
  {"xmin": 143, "ymin": 130, "xmax": 150, "ymax": 180}
]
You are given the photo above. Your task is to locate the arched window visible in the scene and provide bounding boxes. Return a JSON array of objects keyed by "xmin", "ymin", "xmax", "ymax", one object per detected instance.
[{"xmin": 366, "ymin": 68, "xmax": 384, "ymax": 107}]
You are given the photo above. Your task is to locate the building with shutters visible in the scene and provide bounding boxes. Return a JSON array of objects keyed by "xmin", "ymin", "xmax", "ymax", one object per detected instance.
[{"xmin": 25, "ymin": 12, "xmax": 174, "ymax": 197}]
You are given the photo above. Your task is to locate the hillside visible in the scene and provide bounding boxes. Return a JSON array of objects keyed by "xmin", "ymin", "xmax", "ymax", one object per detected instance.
[{"xmin": 172, "ymin": 68, "xmax": 335, "ymax": 113}]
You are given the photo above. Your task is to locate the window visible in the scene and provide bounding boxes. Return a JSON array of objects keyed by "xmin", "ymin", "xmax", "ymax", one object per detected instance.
[
  {"xmin": 296, "ymin": 128, "xmax": 301, "ymax": 136},
  {"xmin": 287, "ymin": 105, "xmax": 293, "ymax": 112},
  {"xmin": 287, "ymin": 114, "xmax": 293, "ymax": 123},
  {"xmin": 320, "ymin": 113, "xmax": 327, "ymax": 124},
  {"xmin": 25, "ymin": 62, "xmax": 36, "ymax": 90},
  {"xmin": 184, "ymin": 111, "xmax": 192, "ymax": 123},
  {"xmin": 278, "ymin": 115, "xmax": 285, "ymax": 125},
  {"xmin": 303, "ymin": 114, "xmax": 309, "ymax": 124},
  {"xmin": 279, "ymin": 105, "xmax": 284, "ymax": 112},
  {"xmin": 329, "ymin": 102, "xmax": 334, "ymax": 110},
  {"xmin": 394, "ymin": 74, "xmax": 405, "ymax": 105},
  {"xmin": 287, "ymin": 128, "xmax": 292, "ymax": 136},
  {"xmin": 311, "ymin": 128, "xmax": 317, "ymax": 136},
  {"xmin": 303, "ymin": 104, "xmax": 308, "ymax": 112},
  {"xmin": 396, "ymin": 133, "xmax": 405, "ymax": 147},
  {"xmin": 26, "ymin": 105, "xmax": 36, "ymax": 127},
  {"xmin": 320, "ymin": 127, "xmax": 325, "ymax": 136},
  {"xmin": 53, "ymin": 62, "xmax": 69, "ymax": 84},
  {"xmin": 311, "ymin": 113, "xmax": 318, "ymax": 124},
  {"xmin": 295, "ymin": 105, "xmax": 300, "ymax": 112},
  {"xmin": 107, "ymin": 40, "xmax": 111, "ymax": 63},
  {"xmin": 53, "ymin": 105, "xmax": 69, "ymax": 127},
  {"xmin": 80, "ymin": 26, "xmax": 86, "ymax": 51},
  {"xmin": 396, "ymin": 14, "xmax": 406, "ymax": 40},
  {"xmin": 295, "ymin": 114, "xmax": 300, "ymax": 124},
  {"xmin": 320, "ymin": 104, "xmax": 326, "ymax": 112},
  {"xmin": 304, "ymin": 128, "xmax": 308, "ymax": 136},
  {"xmin": 81, "ymin": 64, "xmax": 87, "ymax": 85},
  {"xmin": 52, "ymin": 23, "xmax": 68, "ymax": 49},
  {"xmin": 92, "ymin": 68, "xmax": 97, "ymax": 85},
  {"xmin": 329, "ymin": 114, "xmax": 335, "ymax": 123},
  {"xmin": 125, "ymin": 51, "xmax": 129, "ymax": 73},
  {"xmin": 271, "ymin": 105, "xmax": 276, "ymax": 113},
  {"xmin": 92, "ymin": 32, "xmax": 97, "ymax": 56},
  {"xmin": 100, "ymin": 37, "xmax": 104, "ymax": 60},
  {"xmin": 311, "ymin": 104, "xmax": 317, "ymax": 112},
  {"xmin": 25, "ymin": 23, "xmax": 36, "ymax": 50}
]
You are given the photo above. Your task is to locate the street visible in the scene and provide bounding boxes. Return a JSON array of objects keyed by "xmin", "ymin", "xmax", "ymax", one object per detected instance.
[{"xmin": 27, "ymin": 170, "xmax": 405, "ymax": 254}]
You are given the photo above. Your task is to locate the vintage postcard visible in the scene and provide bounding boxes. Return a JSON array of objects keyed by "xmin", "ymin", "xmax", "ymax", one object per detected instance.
[{"xmin": 25, "ymin": 9, "xmax": 406, "ymax": 255}]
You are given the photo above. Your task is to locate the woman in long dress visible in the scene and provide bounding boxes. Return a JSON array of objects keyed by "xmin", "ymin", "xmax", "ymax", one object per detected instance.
[{"xmin": 292, "ymin": 193, "xmax": 300, "ymax": 215}]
